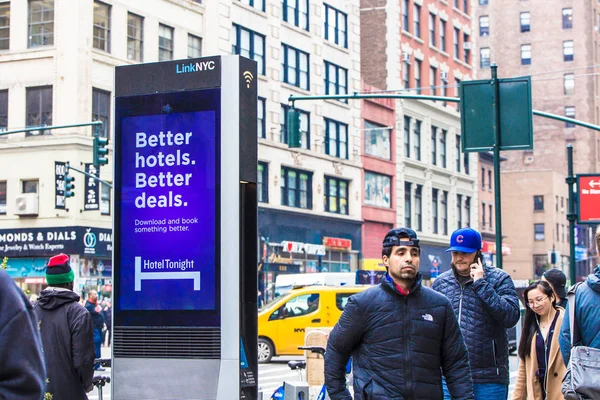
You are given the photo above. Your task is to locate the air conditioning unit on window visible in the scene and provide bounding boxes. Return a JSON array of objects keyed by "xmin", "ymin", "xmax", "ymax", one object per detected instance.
[
  {"xmin": 15, "ymin": 193, "xmax": 39, "ymax": 216},
  {"xmin": 402, "ymin": 52, "xmax": 411, "ymax": 64},
  {"xmin": 463, "ymin": 42, "xmax": 472, "ymax": 50},
  {"xmin": 440, "ymin": 71, "xmax": 449, "ymax": 82}
]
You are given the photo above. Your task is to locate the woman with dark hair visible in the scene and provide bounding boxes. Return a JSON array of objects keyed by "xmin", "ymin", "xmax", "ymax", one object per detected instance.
[{"xmin": 513, "ymin": 280, "xmax": 566, "ymax": 400}]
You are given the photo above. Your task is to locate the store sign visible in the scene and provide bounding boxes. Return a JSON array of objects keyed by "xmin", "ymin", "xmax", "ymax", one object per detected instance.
[
  {"xmin": 0, "ymin": 226, "xmax": 112, "ymax": 258},
  {"xmin": 55, "ymin": 161, "xmax": 67, "ymax": 209},
  {"xmin": 84, "ymin": 163, "xmax": 100, "ymax": 211},
  {"xmin": 280, "ymin": 240, "xmax": 326, "ymax": 255},
  {"xmin": 323, "ymin": 237, "xmax": 352, "ymax": 250},
  {"xmin": 482, "ymin": 240, "xmax": 512, "ymax": 255},
  {"xmin": 577, "ymin": 174, "xmax": 600, "ymax": 224}
]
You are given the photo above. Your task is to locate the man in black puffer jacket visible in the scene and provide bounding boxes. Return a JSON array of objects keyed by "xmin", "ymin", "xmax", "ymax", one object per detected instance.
[
  {"xmin": 432, "ymin": 228, "xmax": 519, "ymax": 400},
  {"xmin": 325, "ymin": 228, "xmax": 474, "ymax": 400}
]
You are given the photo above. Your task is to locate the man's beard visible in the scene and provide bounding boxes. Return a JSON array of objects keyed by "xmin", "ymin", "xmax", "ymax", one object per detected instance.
[{"xmin": 390, "ymin": 267, "xmax": 417, "ymax": 282}]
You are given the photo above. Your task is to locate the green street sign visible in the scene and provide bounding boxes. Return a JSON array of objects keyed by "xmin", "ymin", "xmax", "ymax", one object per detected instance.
[
  {"xmin": 287, "ymin": 108, "xmax": 302, "ymax": 148},
  {"xmin": 460, "ymin": 76, "xmax": 533, "ymax": 152}
]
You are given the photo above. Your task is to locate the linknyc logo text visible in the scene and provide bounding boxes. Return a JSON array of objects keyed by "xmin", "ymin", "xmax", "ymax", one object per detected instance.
[{"xmin": 176, "ymin": 60, "xmax": 216, "ymax": 74}]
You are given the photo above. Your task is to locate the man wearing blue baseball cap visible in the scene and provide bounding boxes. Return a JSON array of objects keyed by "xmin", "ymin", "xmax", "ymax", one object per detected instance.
[{"xmin": 433, "ymin": 227, "xmax": 520, "ymax": 400}]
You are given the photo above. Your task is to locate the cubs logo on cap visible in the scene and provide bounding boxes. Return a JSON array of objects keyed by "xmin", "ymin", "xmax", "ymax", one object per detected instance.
[{"xmin": 446, "ymin": 228, "xmax": 481, "ymax": 253}]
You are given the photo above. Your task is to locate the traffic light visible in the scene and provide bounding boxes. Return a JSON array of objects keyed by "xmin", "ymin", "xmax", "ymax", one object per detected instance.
[
  {"xmin": 93, "ymin": 135, "xmax": 109, "ymax": 168},
  {"xmin": 65, "ymin": 164, "xmax": 75, "ymax": 198},
  {"xmin": 287, "ymin": 108, "xmax": 301, "ymax": 148}
]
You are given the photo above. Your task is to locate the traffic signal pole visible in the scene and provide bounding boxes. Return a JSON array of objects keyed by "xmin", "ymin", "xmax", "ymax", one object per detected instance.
[
  {"xmin": 66, "ymin": 162, "xmax": 113, "ymax": 189},
  {"xmin": 0, "ymin": 121, "xmax": 103, "ymax": 136}
]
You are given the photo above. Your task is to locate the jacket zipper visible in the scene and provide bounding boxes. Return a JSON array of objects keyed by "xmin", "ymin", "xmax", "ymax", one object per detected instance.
[
  {"xmin": 458, "ymin": 285, "xmax": 465, "ymax": 328},
  {"xmin": 404, "ymin": 296, "xmax": 413, "ymax": 399},
  {"xmin": 492, "ymin": 340, "xmax": 499, "ymax": 375}
]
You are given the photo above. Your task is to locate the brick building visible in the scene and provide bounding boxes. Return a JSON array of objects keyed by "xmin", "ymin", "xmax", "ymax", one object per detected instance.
[{"xmin": 475, "ymin": 0, "xmax": 599, "ymax": 280}]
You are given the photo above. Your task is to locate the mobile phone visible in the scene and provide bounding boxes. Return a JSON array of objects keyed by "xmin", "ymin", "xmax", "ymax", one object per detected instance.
[{"xmin": 475, "ymin": 250, "xmax": 485, "ymax": 266}]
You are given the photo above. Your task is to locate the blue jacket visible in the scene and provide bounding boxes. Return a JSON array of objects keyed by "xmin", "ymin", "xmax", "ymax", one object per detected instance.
[
  {"xmin": 0, "ymin": 269, "xmax": 46, "ymax": 400},
  {"xmin": 325, "ymin": 274, "xmax": 474, "ymax": 400},
  {"xmin": 432, "ymin": 265, "xmax": 520, "ymax": 385},
  {"xmin": 559, "ymin": 265, "xmax": 600, "ymax": 365}
]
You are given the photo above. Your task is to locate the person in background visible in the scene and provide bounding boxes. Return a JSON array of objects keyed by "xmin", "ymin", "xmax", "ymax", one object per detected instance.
[
  {"xmin": 85, "ymin": 289, "xmax": 105, "ymax": 370},
  {"xmin": 0, "ymin": 268, "xmax": 46, "ymax": 399},
  {"xmin": 542, "ymin": 269, "xmax": 568, "ymax": 308},
  {"xmin": 513, "ymin": 280, "xmax": 565, "ymax": 400},
  {"xmin": 34, "ymin": 253, "xmax": 95, "ymax": 399},
  {"xmin": 102, "ymin": 300, "xmax": 112, "ymax": 347}
]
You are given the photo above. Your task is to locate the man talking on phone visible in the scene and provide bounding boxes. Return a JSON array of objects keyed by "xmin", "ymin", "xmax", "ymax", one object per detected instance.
[{"xmin": 432, "ymin": 227, "xmax": 520, "ymax": 400}]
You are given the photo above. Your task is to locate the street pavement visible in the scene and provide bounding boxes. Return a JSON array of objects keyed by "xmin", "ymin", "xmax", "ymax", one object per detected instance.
[{"xmin": 89, "ymin": 346, "xmax": 112, "ymax": 400}]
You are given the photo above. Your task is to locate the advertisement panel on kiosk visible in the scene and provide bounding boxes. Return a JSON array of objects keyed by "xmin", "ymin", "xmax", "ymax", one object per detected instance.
[{"xmin": 113, "ymin": 56, "xmax": 258, "ymax": 400}]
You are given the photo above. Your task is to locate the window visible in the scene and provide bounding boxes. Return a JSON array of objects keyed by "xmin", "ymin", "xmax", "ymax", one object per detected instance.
[
  {"xmin": 100, "ymin": 183, "xmax": 111, "ymax": 215},
  {"xmin": 283, "ymin": 0, "xmax": 309, "ymax": 31},
  {"xmin": 455, "ymin": 134, "xmax": 461, "ymax": 172},
  {"xmin": 241, "ymin": 0, "xmax": 265, "ymax": 12},
  {"xmin": 324, "ymin": 61, "xmax": 348, "ymax": 100},
  {"xmin": 271, "ymin": 293, "xmax": 319, "ymax": 320},
  {"xmin": 464, "ymin": 152, "xmax": 470, "ymax": 174},
  {"xmin": 479, "ymin": 16, "xmax": 489, "ymax": 36},
  {"xmin": 534, "ymin": 195, "xmax": 544, "ymax": 210},
  {"xmin": 481, "ymin": 201, "xmax": 486, "ymax": 228},
  {"xmin": 335, "ymin": 292, "xmax": 354, "ymax": 311},
  {"xmin": 364, "ymin": 120, "xmax": 391, "ymax": 160},
  {"xmin": 413, "ymin": 120, "xmax": 421, "ymax": 161},
  {"xmin": 440, "ymin": 129, "xmax": 447, "ymax": 168},
  {"xmin": 325, "ymin": 177, "xmax": 349, "ymax": 214},
  {"xmin": 404, "ymin": 116, "xmax": 411, "ymax": 157},
  {"xmin": 93, "ymin": 1, "xmax": 110, "ymax": 52},
  {"xmin": 22, "ymin": 180, "xmax": 38, "ymax": 193},
  {"xmin": 26, "ymin": 86, "xmax": 52, "ymax": 135},
  {"xmin": 565, "ymin": 106, "xmax": 575, "ymax": 127},
  {"xmin": 405, "ymin": 182, "xmax": 412, "ymax": 227},
  {"xmin": 534, "ymin": 224, "xmax": 545, "ymax": 241},
  {"xmin": 127, "ymin": 13, "xmax": 143, "ymax": 61},
  {"xmin": 280, "ymin": 104, "xmax": 310, "ymax": 149},
  {"xmin": 415, "ymin": 185, "xmax": 422, "ymax": 231},
  {"xmin": 414, "ymin": 60, "xmax": 421, "ymax": 94},
  {"xmin": 488, "ymin": 170, "xmax": 492, "ymax": 189},
  {"xmin": 232, "ymin": 25, "xmax": 266, "ymax": 75},
  {"xmin": 0, "ymin": 181, "xmax": 5, "ymax": 214},
  {"xmin": 324, "ymin": 4, "xmax": 347, "ymax": 48},
  {"xmin": 402, "ymin": 0, "xmax": 409, "ymax": 32},
  {"xmin": 432, "ymin": 189, "xmax": 439, "ymax": 234},
  {"xmin": 441, "ymin": 191, "xmax": 448, "ymax": 235},
  {"xmin": 402, "ymin": 60, "xmax": 410, "ymax": 89},
  {"xmin": 413, "ymin": 4, "xmax": 421, "ymax": 38},
  {"xmin": 324, "ymin": 118, "xmax": 348, "ymax": 159},
  {"xmin": 457, "ymin": 194, "xmax": 462, "ymax": 228},
  {"xmin": 563, "ymin": 41, "xmax": 574, "ymax": 62},
  {"xmin": 521, "ymin": 44, "xmax": 531, "ymax": 65},
  {"xmin": 440, "ymin": 20, "xmax": 446, "ymax": 52},
  {"xmin": 0, "ymin": 2, "xmax": 9, "ymax": 50},
  {"xmin": 480, "ymin": 47, "xmax": 491, "ymax": 68},
  {"xmin": 481, "ymin": 167, "xmax": 486, "ymax": 188},
  {"xmin": 555, "ymin": 195, "xmax": 558, "ymax": 212},
  {"xmin": 463, "ymin": 33, "xmax": 470, "ymax": 63},
  {"xmin": 556, "ymin": 223, "xmax": 560, "ymax": 241},
  {"xmin": 430, "ymin": 66, "xmax": 437, "ymax": 95},
  {"xmin": 455, "ymin": 78, "xmax": 461, "ymax": 97},
  {"xmin": 463, "ymin": 0, "xmax": 468, "ymax": 13},
  {"xmin": 453, "ymin": 28, "xmax": 460, "ymax": 59},
  {"xmin": 282, "ymin": 44, "xmax": 309, "ymax": 90},
  {"xmin": 188, "ymin": 34, "xmax": 202, "ymax": 58},
  {"xmin": 158, "ymin": 24, "xmax": 173, "ymax": 61},
  {"xmin": 28, "ymin": 0, "xmax": 54, "ymax": 47},
  {"xmin": 562, "ymin": 224, "xmax": 565, "ymax": 242},
  {"xmin": 465, "ymin": 196, "xmax": 471, "ymax": 227},
  {"xmin": 258, "ymin": 97, "xmax": 266, "ymax": 138},
  {"xmin": 564, "ymin": 73, "xmax": 575, "ymax": 95},
  {"xmin": 365, "ymin": 172, "xmax": 391, "ymax": 208},
  {"xmin": 431, "ymin": 126, "xmax": 437, "ymax": 165},
  {"xmin": 258, "ymin": 162, "xmax": 268, "ymax": 203},
  {"xmin": 429, "ymin": 13, "xmax": 436, "ymax": 47},
  {"xmin": 562, "ymin": 8, "xmax": 573, "ymax": 29},
  {"xmin": 454, "ymin": 0, "xmax": 459, "ymax": 8},
  {"xmin": 0, "ymin": 90, "xmax": 7, "ymax": 130},
  {"xmin": 488, "ymin": 204, "xmax": 493, "ymax": 229},
  {"xmin": 479, "ymin": 0, "xmax": 488, "ymax": 4},
  {"xmin": 92, "ymin": 88, "xmax": 110, "ymax": 139},
  {"xmin": 281, "ymin": 167, "xmax": 312, "ymax": 209},
  {"xmin": 520, "ymin": 12, "xmax": 530, "ymax": 32}
]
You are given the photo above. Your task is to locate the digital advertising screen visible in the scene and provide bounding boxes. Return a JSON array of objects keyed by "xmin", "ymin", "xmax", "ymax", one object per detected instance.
[{"xmin": 115, "ymin": 89, "xmax": 221, "ymax": 324}]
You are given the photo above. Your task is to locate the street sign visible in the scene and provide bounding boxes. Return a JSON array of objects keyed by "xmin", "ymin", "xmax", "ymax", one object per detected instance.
[
  {"xmin": 55, "ymin": 161, "xmax": 66, "ymax": 209},
  {"xmin": 577, "ymin": 174, "xmax": 600, "ymax": 224},
  {"xmin": 83, "ymin": 163, "xmax": 99, "ymax": 211},
  {"xmin": 460, "ymin": 76, "xmax": 533, "ymax": 152}
]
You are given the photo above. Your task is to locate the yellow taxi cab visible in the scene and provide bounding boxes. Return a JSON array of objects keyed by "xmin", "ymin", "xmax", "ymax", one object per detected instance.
[{"xmin": 257, "ymin": 285, "xmax": 367, "ymax": 363}]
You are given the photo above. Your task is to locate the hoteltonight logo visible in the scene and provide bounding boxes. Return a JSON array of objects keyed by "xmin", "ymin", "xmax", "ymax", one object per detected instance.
[{"xmin": 176, "ymin": 60, "xmax": 216, "ymax": 74}]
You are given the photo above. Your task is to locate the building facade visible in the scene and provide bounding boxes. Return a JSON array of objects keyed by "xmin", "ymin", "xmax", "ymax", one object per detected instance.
[
  {"xmin": 360, "ymin": 0, "xmax": 479, "ymax": 279},
  {"xmin": 474, "ymin": 0, "xmax": 599, "ymax": 280}
]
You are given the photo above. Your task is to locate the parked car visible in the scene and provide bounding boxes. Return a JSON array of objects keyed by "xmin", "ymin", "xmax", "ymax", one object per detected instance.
[{"xmin": 257, "ymin": 285, "xmax": 367, "ymax": 363}]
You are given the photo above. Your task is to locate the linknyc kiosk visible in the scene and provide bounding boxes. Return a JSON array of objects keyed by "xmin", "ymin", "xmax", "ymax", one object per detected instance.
[{"xmin": 113, "ymin": 55, "xmax": 258, "ymax": 399}]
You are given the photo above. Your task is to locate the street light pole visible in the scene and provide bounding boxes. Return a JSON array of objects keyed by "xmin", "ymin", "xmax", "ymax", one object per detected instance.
[{"xmin": 491, "ymin": 64, "xmax": 504, "ymax": 269}]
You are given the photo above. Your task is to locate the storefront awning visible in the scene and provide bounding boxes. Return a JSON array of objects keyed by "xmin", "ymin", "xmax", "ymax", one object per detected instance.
[{"xmin": 482, "ymin": 240, "xmax": 511, "ymax": 255}]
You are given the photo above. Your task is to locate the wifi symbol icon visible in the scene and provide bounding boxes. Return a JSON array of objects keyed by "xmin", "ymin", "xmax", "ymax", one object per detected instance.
[{"xmin": 243, "ymin": 71, "xmax": 254, "ymax": 88}]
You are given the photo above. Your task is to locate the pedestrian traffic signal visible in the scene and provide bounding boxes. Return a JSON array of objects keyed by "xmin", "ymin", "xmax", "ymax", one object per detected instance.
[
  {"xmin": 93, "ymin": 135, "xmax": 109, "ymax": 168},
  {"xmin": 65, "ymin": 164, "xmax": 75, "ymax": 198},
  {"xmin": 287, "ymin": 108, "xmax": 301, "ymax": 148}
]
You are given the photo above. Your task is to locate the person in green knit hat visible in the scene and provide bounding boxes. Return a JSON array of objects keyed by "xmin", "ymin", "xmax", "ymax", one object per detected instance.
[{"xmin": 33, "ymin": 253, "xmax": 96, "ymax": 399}]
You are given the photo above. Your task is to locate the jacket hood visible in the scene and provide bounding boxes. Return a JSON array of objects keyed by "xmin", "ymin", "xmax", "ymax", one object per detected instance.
[
  {"xmin": 587, "ymin": 265, "xmax": 600, "ymax": 293},
  {"xmin": 37, "ymin": 288, "xmax": 80, "ymax": 310}
]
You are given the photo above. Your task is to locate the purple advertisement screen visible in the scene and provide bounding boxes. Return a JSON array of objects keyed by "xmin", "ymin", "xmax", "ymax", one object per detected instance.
[{"xmin": 119, "ymin": 111, "xmax": 217, "ymax": 311}]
